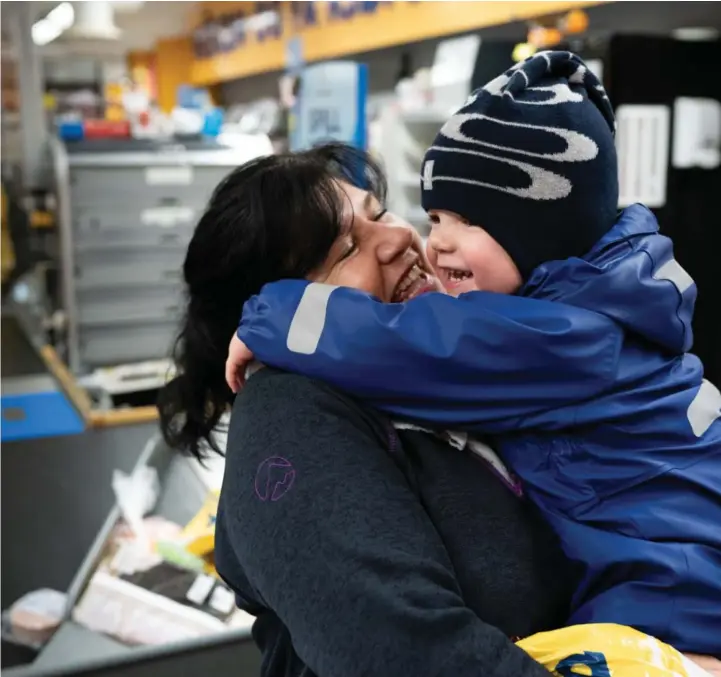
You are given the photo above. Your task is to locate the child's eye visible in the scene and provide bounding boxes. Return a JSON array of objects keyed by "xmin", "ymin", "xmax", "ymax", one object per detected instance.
[{"xmin": 373, "ymin": 208, "xmax": 388, "ymax": 222}]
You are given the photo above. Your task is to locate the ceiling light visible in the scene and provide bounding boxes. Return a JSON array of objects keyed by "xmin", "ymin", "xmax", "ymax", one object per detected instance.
[
  {"xmin": 32, "ymin": 2, "xmax": 75, "ymax": 46},
  {"xmin": 47, "ymin": 2, "xmax": 75, "ymax": 31}
]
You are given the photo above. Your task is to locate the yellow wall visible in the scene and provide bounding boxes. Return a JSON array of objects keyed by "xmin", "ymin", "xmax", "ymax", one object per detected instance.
[
  {"xmin": 144, "ymin": 1, "xmax": 606, "ymax": 98},
  {"xmin": 191, "ymin": 0, "xmax": 606, "ymax": 86},
  {"xmin": 187, "ymin": 1, "xmax": 254, "ymax": 28},
  {"xmin": 301, "ymin": 1, "xmax": 600, "ymax": 62},
  {"xmin": 155, "ymin": 36, "xmax": 194, "ymax": 113}
]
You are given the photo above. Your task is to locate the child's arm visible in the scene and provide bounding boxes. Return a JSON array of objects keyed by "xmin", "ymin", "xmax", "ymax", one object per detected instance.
[{"xmin": 237, "ymin": 280, "xmax": 623, "ymax": 432}]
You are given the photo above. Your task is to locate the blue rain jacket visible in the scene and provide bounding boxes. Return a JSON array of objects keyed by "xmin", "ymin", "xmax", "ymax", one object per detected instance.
[{"xmin": 237, "ymin": 204, "xmax": 721, "ymax": 655}]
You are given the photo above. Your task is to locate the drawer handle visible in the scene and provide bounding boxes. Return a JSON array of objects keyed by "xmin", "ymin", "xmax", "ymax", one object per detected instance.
[
  {"xmin": 160, "ymin": 197, "xmax": 180, "ymax": 207},
  {"xmin": 160, "ymin": 232, "xmax": 180, "ymax": 243},
  {"xmin": 162, "ymin": 270, "xmax": 181, "ymax": 280},
  {"xmin": 165, "ymin": 305, "xmax": 180, "ymax": 315}
]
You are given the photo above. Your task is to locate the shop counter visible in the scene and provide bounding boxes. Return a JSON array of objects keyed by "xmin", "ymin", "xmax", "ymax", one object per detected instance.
[
  {"xmin": 1, "ymin": 423, "xmax": 154, "ymax": 618},
  {"xmin": 5, "ymin": 623, "xmax": 260, "ymax": 677},
  {"xmin": 1, "ymin": 316, "xmax": 86, "ymax": 442},
  {"xmin": 6, "ymin": 432, "xmax": 261, "ymax": 677}
]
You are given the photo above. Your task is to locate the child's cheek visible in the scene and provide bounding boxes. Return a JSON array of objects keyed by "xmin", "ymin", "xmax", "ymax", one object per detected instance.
[{"xmin": 425, "ymin": 241, "xmax": 437, "ymax": 268}]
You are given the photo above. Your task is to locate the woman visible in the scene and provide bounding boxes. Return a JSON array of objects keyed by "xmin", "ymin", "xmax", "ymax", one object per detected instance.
[{"xmin": 158, "ymin": 144, "xmax": 573, "ymax": 677}]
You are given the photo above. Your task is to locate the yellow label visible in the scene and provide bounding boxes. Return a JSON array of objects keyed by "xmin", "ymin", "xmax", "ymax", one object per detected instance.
[
  {"xmin": 186, "ymin": 533, "xmax": 215, "ymax": 558},
  {"xmin": 182, "ymin": 491, "xmax": 220, "ymax": 543}
]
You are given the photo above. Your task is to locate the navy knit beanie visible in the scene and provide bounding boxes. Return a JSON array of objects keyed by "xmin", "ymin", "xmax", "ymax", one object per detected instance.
[{"xmin": 421, "ymin": 51, "xmax": 618, "ymax": 279}]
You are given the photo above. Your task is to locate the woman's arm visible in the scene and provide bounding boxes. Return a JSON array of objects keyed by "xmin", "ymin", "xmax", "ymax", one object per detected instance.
[
  {"xmin": 236, "ymin": 280, "xmax": 623, "ymax": 432},
  {"xmin": 217, "ymin": 370, "xmax": 552, "ymax": 677}
]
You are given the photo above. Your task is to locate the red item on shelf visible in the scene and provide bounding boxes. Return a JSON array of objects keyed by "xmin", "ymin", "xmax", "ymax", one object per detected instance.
[{"xmin": 84, "ymin": 119, "xmax": 131, "ymax": 139}]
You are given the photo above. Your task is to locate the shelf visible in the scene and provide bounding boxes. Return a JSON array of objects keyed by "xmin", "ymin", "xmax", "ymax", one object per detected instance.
[
  {"xmin": 74, "ymin": 278, "xmax": 181, "ymax": 293},
  {"xmin": 74, "ymin": 241, "xmax": 188, "ymax": 254},
  {"xmin": 77, "ymin": 312, "xmax": 180, "ymax": 329}
]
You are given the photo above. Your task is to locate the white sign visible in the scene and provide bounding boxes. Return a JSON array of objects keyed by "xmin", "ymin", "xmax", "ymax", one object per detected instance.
[
  {"xmin": 672, "ymin": 97, "xmax": 721, "ymax": 169},
  {"xmin": 616, "ymin": 104, "xmax": 670, "ymax": 208}
]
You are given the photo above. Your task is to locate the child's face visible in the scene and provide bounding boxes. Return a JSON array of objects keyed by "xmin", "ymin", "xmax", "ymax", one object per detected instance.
[{"xmin": 426, "ymin": 210, "xmax": 522, "ymax": 296}]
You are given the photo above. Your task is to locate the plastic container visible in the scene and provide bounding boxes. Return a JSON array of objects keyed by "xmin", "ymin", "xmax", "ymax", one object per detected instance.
[
  {"xmin": 83, "ymin": 120, "xmax": 131, "ymax": 140},
  {"xmin": 4, "ymin": 590, "xmax": 66, "ymax": 648}
]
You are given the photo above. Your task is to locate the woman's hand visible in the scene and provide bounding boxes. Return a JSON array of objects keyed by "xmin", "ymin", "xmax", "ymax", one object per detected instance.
[
  {"xmin": 225, "ymin": 333, "xmax": 255, "ymax": 393},
  {"xmin": 685, "ymin": 654, "xmax": 721, "ymax": 676}
]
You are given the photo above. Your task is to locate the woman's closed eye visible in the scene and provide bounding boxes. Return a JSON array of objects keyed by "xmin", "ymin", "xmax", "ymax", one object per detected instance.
[{"xmin": 341, "ymin": 208, "xmax": 388, "ymax": 260}]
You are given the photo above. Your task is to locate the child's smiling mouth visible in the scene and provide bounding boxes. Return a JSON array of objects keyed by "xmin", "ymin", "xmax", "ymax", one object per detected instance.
[{"xmin": 439, "ymin": 266, "xmax": 476, "ymax": 294}]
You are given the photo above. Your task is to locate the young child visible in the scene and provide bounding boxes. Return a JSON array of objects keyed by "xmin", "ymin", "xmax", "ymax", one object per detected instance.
[{"xmin": 225, "ymin": 52, "xmax": 721, "ymax": 659}]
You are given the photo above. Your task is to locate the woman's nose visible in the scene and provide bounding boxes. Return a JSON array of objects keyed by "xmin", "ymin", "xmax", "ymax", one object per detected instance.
[{"xmin": 373, "ymin": 221, "xmax": 415, "ymax": 264}]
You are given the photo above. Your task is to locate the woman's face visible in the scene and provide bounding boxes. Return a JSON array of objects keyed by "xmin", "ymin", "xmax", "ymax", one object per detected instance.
[{"xmin": 312, "ymin": 182, "xmax": 444, "ymax": 303}]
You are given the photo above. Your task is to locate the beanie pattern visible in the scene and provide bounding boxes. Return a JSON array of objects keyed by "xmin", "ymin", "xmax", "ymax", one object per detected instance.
[{"xmin": 422, "ymin": 51, "xmax": 619, "ymax": 278}]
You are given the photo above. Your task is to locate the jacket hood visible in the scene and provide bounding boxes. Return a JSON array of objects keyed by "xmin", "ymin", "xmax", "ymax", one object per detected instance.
[{"xmin": 522, "ymin": 204, "xmax": 696, "ymax": 354}]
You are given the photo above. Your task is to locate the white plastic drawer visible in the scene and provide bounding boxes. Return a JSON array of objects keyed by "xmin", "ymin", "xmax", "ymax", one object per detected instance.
[
  {"xmin": 78, "ymin": 321, "xmax": 177, "ymax": 367},
  {"xmin": 74, "ymin": 247, "xmax": 184, "ymax": 288},
  {"xmin": 74, "ymin": 228, "xmax": 192, "ymax": 253},
  {"xmin": 70, "ymin": 167, "xmax": 227, "ymax": 208},
  {"xmin": 73, "ymin": 206, "xmax": 198, "ymax": 239},
  {"xmin": 77, "ymin": 286, "xmax": 184, "ymax": 326}
]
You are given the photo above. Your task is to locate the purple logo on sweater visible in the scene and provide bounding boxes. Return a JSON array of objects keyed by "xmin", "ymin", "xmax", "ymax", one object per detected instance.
[{"xmin": 255, "ymin": 457, "xmax": 296, "ymax": 502}]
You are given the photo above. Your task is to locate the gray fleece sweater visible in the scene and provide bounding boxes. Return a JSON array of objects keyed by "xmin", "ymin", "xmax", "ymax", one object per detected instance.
[{"xmin": 215, "ymin": 369, "xmax": 573, "ymax": 677}]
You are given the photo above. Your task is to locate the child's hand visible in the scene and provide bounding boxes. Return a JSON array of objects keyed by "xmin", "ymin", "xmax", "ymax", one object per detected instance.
[
  {"xmin": 685, "ymin": 654, "xmax": 721, "ymax": 676},
  {"xmin": 225, "ymin": 333, "xmax": 255, "ymax": 393}
]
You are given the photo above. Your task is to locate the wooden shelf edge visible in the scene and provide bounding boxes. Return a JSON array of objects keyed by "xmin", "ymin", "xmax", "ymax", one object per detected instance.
[
  {"xmin": 39, "ymin": 345, "xmax": 160, "ymax": 429},
  {"xmin": 39, "ymin": 344, "xmax": 94, "ymax": 421},
  {"xmin": 89, "ymin": 406, "xmax": 159, "ymax": 428}
]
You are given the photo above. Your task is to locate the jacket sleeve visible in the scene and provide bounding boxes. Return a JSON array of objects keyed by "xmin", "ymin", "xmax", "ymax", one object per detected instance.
[
  {"xmin": 217, "ymin": 371, "xmax": 553, "ymax": 677},
  {"xmin": 237, "ymin": 280, "xmax": 623, "ymax": 432}
]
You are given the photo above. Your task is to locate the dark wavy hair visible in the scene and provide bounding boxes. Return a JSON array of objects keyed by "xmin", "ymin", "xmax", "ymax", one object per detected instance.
[{"xmin": 158, "ymin": 143, "xmax": 387, "ymax": 460}]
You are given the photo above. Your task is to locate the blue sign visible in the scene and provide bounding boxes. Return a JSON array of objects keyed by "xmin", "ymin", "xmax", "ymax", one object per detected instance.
[{"xmin": 291, "ymin": 61, "xmax": 368, "ymax": 152}]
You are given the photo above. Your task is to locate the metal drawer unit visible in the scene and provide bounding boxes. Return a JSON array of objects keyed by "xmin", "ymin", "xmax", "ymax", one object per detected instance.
[{"xmin": 54, "ymin": 139, "xmax": 270, "ymax": 373}]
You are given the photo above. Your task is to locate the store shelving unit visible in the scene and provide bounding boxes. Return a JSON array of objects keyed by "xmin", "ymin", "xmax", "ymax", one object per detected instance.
[
  {"xmin": 1, "ymin": 39, "xmax": 23, "ymax": 177},
  {"xmin": 53, "ymin": 137, "xmax": 272, "ymax": 374}
]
